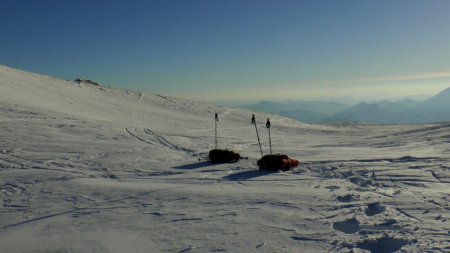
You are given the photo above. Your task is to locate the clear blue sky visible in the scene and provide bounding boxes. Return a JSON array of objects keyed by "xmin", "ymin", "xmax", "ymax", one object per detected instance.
[{"xmin": 1, "ymin": 0, "xmax": 450, "ymax": 102}]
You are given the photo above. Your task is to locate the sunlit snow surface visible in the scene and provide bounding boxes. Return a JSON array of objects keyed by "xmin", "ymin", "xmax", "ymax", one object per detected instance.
[{"xmin": 1, "ymin": 65, "xmax": 449, "ymax": 252}]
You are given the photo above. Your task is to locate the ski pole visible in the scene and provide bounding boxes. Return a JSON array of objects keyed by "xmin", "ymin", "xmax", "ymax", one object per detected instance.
[
  {"xmin": 215, "ymin": 113, "xmax": 218, "ymax": 149},
  {"xmin": 266, "ymin": 118, "xmax": 272, "ymax": 155},
  {"xmin": 252, "ymin": 114, "xmax": 263, "ymax": 157}
]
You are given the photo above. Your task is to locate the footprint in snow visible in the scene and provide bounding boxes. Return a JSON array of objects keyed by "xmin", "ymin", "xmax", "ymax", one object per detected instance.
[
  {"xmin": 332, "ymin": 218, "xmax": 360, "ymax": 234},
  {"xmin": 336, "ymin": 194, "xmax": 359, "ymax": 203},
  {"xmin": 356, "ymin": 236, "xmax": 412, "ymax": 253},
  {"xmin": 365, "ymin": 202, "xmax": 385, "ymax": 216}
]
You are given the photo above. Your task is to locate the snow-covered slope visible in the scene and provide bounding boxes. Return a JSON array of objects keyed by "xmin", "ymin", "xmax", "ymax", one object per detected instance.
[{"xmin": 1, "ymin": 65, "xmax": 449, "ymax": 252}]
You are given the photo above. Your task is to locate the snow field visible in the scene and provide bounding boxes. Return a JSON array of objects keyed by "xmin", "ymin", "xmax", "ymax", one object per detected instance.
[{"xmin": 1, "ymin": 65, "xmax": 449, "ymax": 252}]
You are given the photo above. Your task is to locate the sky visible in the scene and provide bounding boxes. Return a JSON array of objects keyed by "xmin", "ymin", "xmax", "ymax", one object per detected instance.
[{"xmin": 1, "ymin": 0, "xmax": 450, "ymax": 102}]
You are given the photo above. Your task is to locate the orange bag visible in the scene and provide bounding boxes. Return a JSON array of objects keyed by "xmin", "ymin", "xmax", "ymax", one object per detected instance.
[{"xmin": 281, "ymin": 158, "xmax": 299, "ymax": 169}]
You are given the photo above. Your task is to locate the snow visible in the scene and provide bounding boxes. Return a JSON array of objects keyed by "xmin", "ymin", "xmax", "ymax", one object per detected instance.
[{"xmin": 1, "ymin": 64, "xmax": 449, "ymax": 252}]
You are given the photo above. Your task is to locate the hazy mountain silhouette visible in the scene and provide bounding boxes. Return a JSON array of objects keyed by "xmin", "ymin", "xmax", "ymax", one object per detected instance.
[
  {"xmin": 238, "ymin": 87, "xmax": 450, "ymax": 124},
  {"xmin": 320, "ymin": 87, "xmax": 450, "ymax": 124},
  {"xmin": 277, "ymin": 109, "xmax": 328, "ymax": 124},
  {"xmin": 241, "ymin": 100, "xmax": 348, "ymax": 123},
  {"xmin": 248, "ymin": 100, "xmax": 288, "ymax": 113},
  {"xmin": 424, "ymin": 87, "xmax": 450, "ymax": 107}
]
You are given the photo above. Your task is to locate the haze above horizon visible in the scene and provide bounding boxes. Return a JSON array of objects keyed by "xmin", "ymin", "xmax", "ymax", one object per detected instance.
[{"xmin": 1, "ymin": 0, "xmax": 450, "ymax": 102}]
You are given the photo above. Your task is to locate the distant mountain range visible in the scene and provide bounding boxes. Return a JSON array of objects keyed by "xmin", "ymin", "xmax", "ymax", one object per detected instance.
[
  {"xmin": 237, "ymin": 100, "xmax": 348, "ymax": 124},
  {"xmin": 236, "ymin": 87, "xmax": 450, "ymax": 124}
]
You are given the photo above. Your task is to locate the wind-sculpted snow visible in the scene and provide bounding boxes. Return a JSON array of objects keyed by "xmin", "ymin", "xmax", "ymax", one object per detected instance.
[{"xmin": 1, "ymin": 65, "xmax": 450, "ymax": 252}]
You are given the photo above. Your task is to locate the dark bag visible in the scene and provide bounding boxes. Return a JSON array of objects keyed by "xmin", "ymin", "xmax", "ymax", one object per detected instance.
[{"xmin": 209, "ymin": 149, "xmax": 241, "ymax": 164}]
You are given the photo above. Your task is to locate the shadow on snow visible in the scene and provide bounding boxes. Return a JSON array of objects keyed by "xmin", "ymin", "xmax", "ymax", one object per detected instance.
[
  {"xmin": 173, "ymin": 161, "xmax": 217, "ymax": 170},
  {"xmin": 223, "ymin": 170, "xmax": 272, "ymax": 181}
]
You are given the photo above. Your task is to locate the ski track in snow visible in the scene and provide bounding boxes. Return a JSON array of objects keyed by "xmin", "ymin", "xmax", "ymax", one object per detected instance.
[
  {"xmin": 124, "ymin": 127, "xmax": 196, "ymax": 154},
  {"xmin": 1, "ymin": 65, "xmax": 450, "ymax": 252}
]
